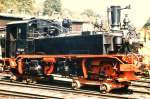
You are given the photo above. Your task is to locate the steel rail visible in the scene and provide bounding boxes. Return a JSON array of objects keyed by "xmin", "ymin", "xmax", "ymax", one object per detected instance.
[
  {"xmin": 131, "ymin": 83, "xmax": 150, "ymax": 88},
  {"xmin": 0, "ymin": 79, "xmax": 136, "ymax": 99},
  {"xmin": 0, "ymin": 89, "xmax": 63, "ymax": 99}
]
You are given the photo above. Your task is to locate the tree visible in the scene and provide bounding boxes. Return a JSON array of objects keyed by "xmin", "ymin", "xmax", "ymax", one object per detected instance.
[
  {"xmin": 143, "ymin": 17, "xmax": 150, "ymax": 41},
  {"xmin": 143, "ymin": 17, "xmax": 150, "ymax": 28},
  {"xmin": 16, "ymin": 0, "xmax": 34, "ymax": 14},
  {"xmin": 81, "ymin": 9, "xmax": 96, "ymax": 18},
  {"xmin": 43, "ymin": 0, "xmax": 62, "ymax": 16},
  {"xmin": 61, "ymin": 8, "xmax": 73, "ymax": 17},
  {"xmin": 0, "ymin": 0, "xmax": 5, "ymax": 12},
  {"xmin": 0, "ymin": 0, "xmax": 18, "ymax": 13},
  {"xmin": 0, "ymin": 0, "xmax": 34, "ymax": 14}
]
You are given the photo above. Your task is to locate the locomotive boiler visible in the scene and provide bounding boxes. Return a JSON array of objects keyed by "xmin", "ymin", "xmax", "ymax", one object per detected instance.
[
  {"xmin": 2, "ymin": 5, "xmax": 139, "ymax": 93},
  {"xmin": 6, "ymin": 6, "xmax": 133, "ymax": 57}
]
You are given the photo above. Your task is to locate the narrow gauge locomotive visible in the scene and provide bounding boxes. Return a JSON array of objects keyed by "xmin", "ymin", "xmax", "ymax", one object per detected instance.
[
  {"xmin": 2, "ymin": 5, "xmax": 139, "ymax": 93},
  {"xmin": 6, "ymin": 6, "xmax": 133, "ymax": 57}
]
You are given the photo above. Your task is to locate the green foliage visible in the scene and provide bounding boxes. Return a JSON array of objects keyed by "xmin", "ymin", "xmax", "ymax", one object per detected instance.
[
  {"xmin": 0, "ymin": 0, "xmax": 17, "ymax": 12},
  {"xmin": 43, "ymin": 0, "xmax": 62, "ymax": 15},
  {"xmin": 0, "ymin": 3, "xmax": 5, "ymax": 12},
  {"xmin": 17, "ymin": 0, "xmax": 34, "ymax": 14},
  {"xmin": 81, "ymin": 9, "xmax": 96, "ymax": 17},
  {"xmin": 0, "ymin": 0, "xmax": 34, "ymax": 14},
  {"xmin": 144, "ymin": 17, "xmax": 150, "ymax": 28}
]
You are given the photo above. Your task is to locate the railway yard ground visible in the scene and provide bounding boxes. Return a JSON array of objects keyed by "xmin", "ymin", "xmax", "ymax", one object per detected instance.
[
  {"xmin": 0, "ymin": 1, "xmax": 150, "ymax": 99},
  {"xmin": 0, "ymin": 73, "xmax": 149, "ymax": 99}
]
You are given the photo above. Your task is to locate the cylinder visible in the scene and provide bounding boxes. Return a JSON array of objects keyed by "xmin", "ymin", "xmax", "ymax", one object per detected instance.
[
  {"xmin": 113, "ymin": 36, "xmax": 122, "ymax": 46},
  {"xmin": 111, "ymin": 6, "xmax": 121, "ymax": 31}
]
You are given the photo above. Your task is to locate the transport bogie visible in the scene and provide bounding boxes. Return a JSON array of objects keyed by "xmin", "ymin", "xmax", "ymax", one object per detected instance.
[{"xmin": 6, "ymin": 54, "xmax": 138, "ymax": 93}]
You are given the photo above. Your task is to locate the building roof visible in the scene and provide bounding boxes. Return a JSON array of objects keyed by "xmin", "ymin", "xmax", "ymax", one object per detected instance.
[
  {"xmin": 0, "ymin": 13, "xmax": 34, "ymax": 20},
  {"xmin": 7, "ymin": 20, "xmax": 30, "ymax": 25},
  {"xmin": 0, "ymin": 26, "xmax": 5, "ymax": 31},
  {"xmin": 71, "ymin": 19, "xmax": 89, "ymax": 23}
]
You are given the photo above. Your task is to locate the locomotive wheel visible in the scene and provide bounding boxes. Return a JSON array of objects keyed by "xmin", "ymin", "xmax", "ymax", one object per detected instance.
[
  {"xmin": 72, "ymin": 80, "xmax": 81, "ymax": 90},
  {"xmin": 0, "ymin": 66, "xmax": 4, "ymax": 73},
  {"xmin": 122, "ymin": 85, "xmax": 129, "ymax": 90},
  {"xmin": 99, "ymin": 83, "xmax": 111, "ymax": 93},
  {"xmin": 25, "ymin": 77, "xmax": 36, "ymax": 84},
  {"xmin": 145, "ymin": 70, "xmax": 150, "ymax": 77},
  {"xmin": 10, "ymin": 75, "xmax": 17, "ymax": 82},
  {"xmin": 26, "ymin": 78, "xmax": 33, "ymax": 84}
]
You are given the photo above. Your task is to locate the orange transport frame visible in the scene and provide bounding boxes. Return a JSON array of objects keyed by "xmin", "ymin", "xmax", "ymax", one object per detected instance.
[{"xmin": 1, "ymin": 54, "xmax": 139, "ymax": 93}]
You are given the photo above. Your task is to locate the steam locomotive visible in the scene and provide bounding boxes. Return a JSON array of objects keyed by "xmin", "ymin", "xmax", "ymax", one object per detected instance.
[
  {"xmin": 6, "ymin": 6, "xmax": 135, "ymax": 57},
  {"xmin": 2, "ymin": 5, "xmax": 139, "ymax": 93}
]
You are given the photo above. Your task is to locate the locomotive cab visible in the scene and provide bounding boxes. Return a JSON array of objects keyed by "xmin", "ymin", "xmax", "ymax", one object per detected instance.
[{"xmin": 6, "ymin": 19, "xmax": 61, "ymax": 57}]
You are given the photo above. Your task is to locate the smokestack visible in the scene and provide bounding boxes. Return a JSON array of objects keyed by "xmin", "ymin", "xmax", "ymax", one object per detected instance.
[{"xmin": 110, "ymin": 6, "xmax": 121, "ymax": 31}]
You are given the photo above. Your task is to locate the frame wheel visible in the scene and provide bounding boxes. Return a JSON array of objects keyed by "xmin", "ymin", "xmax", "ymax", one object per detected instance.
[
  {"xmin": 0, "ymin": 66, "xmax": 4, "ymax": 73},
  {"xmin": 26, "ymin": 78, "xmax": 32, "ymax": 84},
  {"xmin": 10, "ymin": 75, "xmax": 17, "ymax": 82},
  {"xmin": 72, "ymin": 80, "xmax": 81, "ymax": 90},
  {"xmin": 25, "ymin": 77, "xmax": 36, "ymax": 84},
  {"xmin": 99, "ymin": 83, "xmax": 111, "ymax": 93},
  {"xmin": 145, "ymin": 70, "xmax": 150, "ymax": 77},
  {"xmin": 123, "ymin": 85, "xmax": 129, "ymax": 90}
]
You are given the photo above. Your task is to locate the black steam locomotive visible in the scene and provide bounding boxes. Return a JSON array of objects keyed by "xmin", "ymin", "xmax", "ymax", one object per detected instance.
[
  {"xmin": 6, "ymin": 6, "xmax": 136, "ymax": 58},
  {"xmin": 2, "ymin": 6, "xmax": 141, "ymax": 93}
]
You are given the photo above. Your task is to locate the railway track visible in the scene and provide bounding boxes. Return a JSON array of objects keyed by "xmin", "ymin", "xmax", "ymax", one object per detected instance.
[
  {"xmin": 130, "ymin": 80, "xmax": 150, "ymax": 95},
  {"xmin": 0, "ymin": 89, "xmax": 63, "ymax": 99},
  {"xmin": 131, "ymin": 82, "xmax": 150, "ymax": 88},
  {"xmin": 133, "ymin": 80, "xmax": 150, "ymax": 83},
  {"xmin": 0, "ymin": 73, "xmax": 150, "ymax": 99},
  {"xmin": 0, "ymin": 79, "xmax": 149, "ymax": 99},
  {"xmin": 0, "ymin": 79, "xmax": 129, "ymax": 99},
  {"xmin": 131, "ymin": 77, "xmax": 150, "ymax": 89}
]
